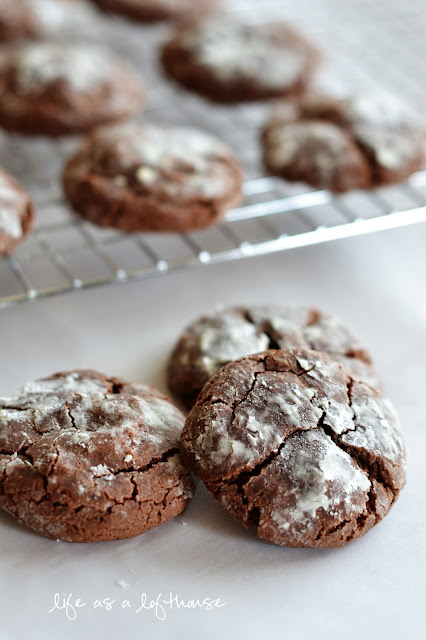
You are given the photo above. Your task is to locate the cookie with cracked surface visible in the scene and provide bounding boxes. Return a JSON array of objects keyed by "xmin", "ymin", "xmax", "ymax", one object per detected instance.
[
  {"xmin": 161, "ymin": 16, "xmax": 320, "ymax": 103},
  {"xmin": 91, "ymin": 0, "xmax": 218, "ymax": 22},
  {"xmin": 168, "ymin": 305, "xmax": 381, "ymax": 408},
  {"xmin": 262, "ymin": 94, "xmax": 425, "ymax": 192},
  {"xmin": 0, "ymin": 166, "xmax": 34, "ymax": 255},
  {"xmin": 0, "ymin": 370, "xmax": 195, "ymax": 542},
  {"xmin": 62, "ymin": 122, "xmax": 243, "ymax": 232},
  {"xmin": 0, "ymin": 43, "xmax": 143, "ymax": 136},
  {"xmin": 181, "ymin": 348, "xmax": 406, "ymax": 548}
]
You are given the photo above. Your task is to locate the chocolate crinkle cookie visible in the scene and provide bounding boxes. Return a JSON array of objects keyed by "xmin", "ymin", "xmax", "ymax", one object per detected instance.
[
  {"xmin": 91, "ymin": 0, "xmax": 218, "ymax": 22},
  {"xmin": 262, "ymin": 94, "xmax": 425, "ymax": 192},
  {"xmin": 62, "ymin": 122, "xmax": 243, "ymax": 232},
  {"xmin": 161, "ymin": 15, "xmax": 320, "ymax": 103},
  {"xmin": 0, "ymin": 43, "xmax": 143, "ymax": 136},
  {"xmin": 0, "ymin": 370, "xmax": 195, "ymax": 542},
  {"xmin": 168, "ymin": 305, "xmax": 380, "ymax": 408},
  {"xmin": 0, "ymin": 166, "xmax": 34, "ymax": 255},
  {"xmin": 181, "ymin": 348, "xmax": 406, "ymax": 548}
]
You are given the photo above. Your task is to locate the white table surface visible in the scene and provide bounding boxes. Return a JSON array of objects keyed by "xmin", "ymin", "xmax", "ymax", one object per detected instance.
[{"xmin": 1, "ymin": 226, "xmax": 425, "ymax": 640}]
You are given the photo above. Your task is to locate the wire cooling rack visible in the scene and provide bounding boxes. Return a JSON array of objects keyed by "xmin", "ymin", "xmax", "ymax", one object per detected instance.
[{"xmin": 1, "ymin": 0, "xmax": 426, "ymax": 308}]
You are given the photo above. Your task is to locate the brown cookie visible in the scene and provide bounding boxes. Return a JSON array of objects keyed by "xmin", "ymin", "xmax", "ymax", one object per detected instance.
[
  {"xmin": 262, "ymin": 94, "xmax": 425, "ymax": 192},
  {"xmin": 0, "ymin": 43, "xmax": 143, "ymax": 136},
  {"xmin": 181, "ymin": 348, "xmax": 406, "ymax": 548},
  {"xmin": 161, "ymin": 15, "xmax": 320, "ymax": 103},
  {"xmin": 168, "ymin": 305, "xmax": 381, "ymax": 408},
  {"xmin": 91, "ymin": 0, "xmax": 217, "ymax": 22},
  {"xmin": 0, "ymin": 370, "xmax": 195, "ymax": 542},
  {"xmin": 0, "ymin": 166, "xmax": 34, "ymax": 255},
  {"xmin": 62, "ymin": 122, "xmax": 243, "ymax": 232}
]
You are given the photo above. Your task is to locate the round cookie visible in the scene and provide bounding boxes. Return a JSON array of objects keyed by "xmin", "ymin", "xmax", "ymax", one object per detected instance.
[
  {"xmin": 168, "ymin": 305, "xmax": 380, "ymax": 408},
  {"xmin": 0, "ymin": 370, "xmax": 195, "ymax": 542},
  {"xmin": 262, "ymin": 94, "xmax": 425, "ymax": 192},
  {"xmin": 0, "ymin": 166, "xmax": 34, "ymax": 256},
  {"xmin": 0, "ymin": 43, "xmax": 143, "ymax": 136},
  {"xmin": 91, "ymin": 0, "xmax": 217, "ymax": 22},
  {"xmin": 181, "ymin": 348, "xmax": 406, "ymax": 548},
  {"xmin": 62, "ymin": 122, "xmax": 243, "ymax": 232},
  {"xmin": 161, "ymin": 16, "xmax": 319, "ymax": 103}
]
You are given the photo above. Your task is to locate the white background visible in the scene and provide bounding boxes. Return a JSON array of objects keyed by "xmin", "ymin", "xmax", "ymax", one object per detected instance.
[{"xmin": 1, "ymin": 226, "xmax": 425, "ymax": 640}]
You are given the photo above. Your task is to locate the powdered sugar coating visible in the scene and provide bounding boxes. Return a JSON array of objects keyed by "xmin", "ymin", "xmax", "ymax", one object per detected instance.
[
  {"xmin": 80, "ymin": 122, "xmax": 242, "ymax": 200},
  {"xmin": 0, "ymin": 0, "xmax": 86, "ymax": 41},
  {"xmin": 28, "ymin": 0, "xmax": 72, "ymax": 32},
  {"xmin": 11, "ymin": 43, "xmax": 119, "ymax": 94},
  {"xmin": 162, "ymin": 15, "xmax": 318, "ymax": 102},
  {"xmin": 270, "ymin": 430, "xmax": 370, "ymax": 532},
  {"xmin": 198, "ymin": 314, "xmax": 269, "ymax": 376},
  {"xmin": 264, "ymin": 120, "xmax": 366, "ymax": 188},
  {"xmin": 63, "ymin": 121, "xmax": 241, "ymax": 232},
  {"xmin": 0, "ymin": 371, "xmax": 184, "ymax": 451},
  {"xmin": 181, "ymin": 348, "xmax": 406, "ymax": 547},
  {"xmin": 0, "ymin": 39, "xmax": 143, "ymax": 135},
  {"xmin": 183, "ymin": 350, "xmax": 355, "ymax": 478},
  {"xmin": 193, "ymin": 376, "xmax": 323, "ymax": 471},
  {"xmin": 345, "ymin": 94, "xmax": 424, "ymax": 172},
  {"xmin": 341, "ymin": 384, "xmax": 407, "ymax": 488},
  {"xmin": 179, "ymin": 17, "xmax": 310, "ymax": 89}
]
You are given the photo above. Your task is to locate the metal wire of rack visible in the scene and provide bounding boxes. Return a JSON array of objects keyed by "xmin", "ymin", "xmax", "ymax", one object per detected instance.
[{"xmin": 1, "ymin": 0, "xmax": 426, "ymax": 308}]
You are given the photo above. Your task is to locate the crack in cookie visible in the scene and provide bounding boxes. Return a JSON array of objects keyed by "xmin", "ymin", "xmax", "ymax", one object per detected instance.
[{"xmin": 168, "ymin": 305, "xmax": 380, "ymax": 408}]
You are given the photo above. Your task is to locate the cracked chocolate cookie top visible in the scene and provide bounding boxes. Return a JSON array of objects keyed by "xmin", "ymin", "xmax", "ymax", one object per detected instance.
[
  {"xmin": 181, "ymin": 348, "xmax": 406, "ymax": 548},
  {"xmin": 62, "ymin": 122, "xmax": 243, "ymax": 232},
  {"xmin": 91, "ymin": 0, "xmax": 217, "ymax": 22},
  {"xmin": 0, "ymin": 166, "xmax": 34, "ymax": 256},
  {"xmin": 0, "ymin": 43, "xmax": 143, "ymax": 135},
  {"xmin": 262, "ymin": 94, "xmax": 425, "ymax": 192},
  {"xmin": 161, "ymin": 16, "xmax": 319, "ymax": 102},
  {"xmin": 0, "ymin": 370, "xmax": 194, "ymax": 542},
  {"xmin": 168, "ymin": 305, "xmax": 380, "ymax": 407}
]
